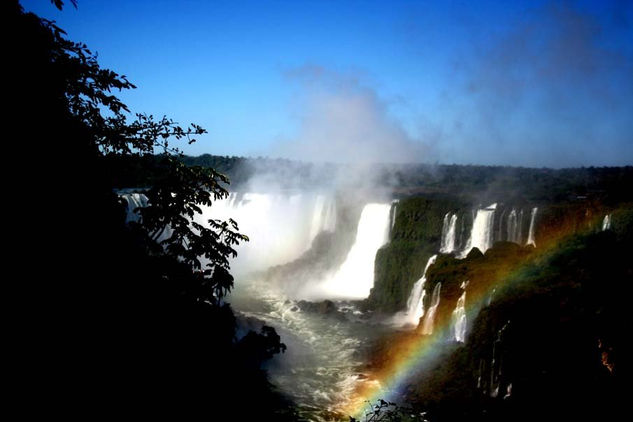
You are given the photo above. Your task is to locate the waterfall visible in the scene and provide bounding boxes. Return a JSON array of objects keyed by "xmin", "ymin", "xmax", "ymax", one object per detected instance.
[
  {"xmin": 421, "ymin": 282, "xmax": 442, "ymax": 335},
  {"xmin": 199, "ymin": 192, "xmax": 338, "ymax": 275},
  {"xmin": 315, "ymin": 203, "xmax": 392, "ymax": 300},
  {"xmin": 121, "ymin": 193, "xmax": 148, "ymax": 223},
  {"xmin": 440, "ymin": 213, "xmax": 458, "ymax": 254},
  {"xmin": 453, "ymin": 286, "xmax": 467, "ymax": 342},
  {"xmin": 507, "ymin": 209, "xmax": 520, "ymax": 243},
  {"xmin": 460, "ymin": 203, "xmax": 497, "ymax": 257},
  {"xmin": 458, "ymin": 215, "xmax": 467, "ymax": 251},
  {"xmin": 309, "ymin": 195, "xmax": 337, "ymax": 242},
  {"xmin": 526, "ymin": 207, "xmax": 538, "ymax": 246},
  {"xmin": 390, "ymin": 201, "xmax": 398, "ymax": 232},
  {"xmin": 602, "ymin": 214, "xmax": 611, "ymax": 231},
  {"xmin": 323, "ymin": 197, "xmax": 337, "ymax": 232},
  {"xmin": 393, "ymin": 255, "xmax": 437, "ymax": 326},
  {"xmin": 309, "ymin": 195, "xmax": 327, "ymax": 242},
  {"xmin": 497, "ymin": 209, "xmax": 506, "ymax": 243}
]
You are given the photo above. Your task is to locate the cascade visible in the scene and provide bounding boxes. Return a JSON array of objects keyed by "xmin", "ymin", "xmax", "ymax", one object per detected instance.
[
  {"xmin": 490, "ymin": 321, "xmax": 511, "ymax": 398},
  {"xmin": 497, "ymin": 209, "xmax": 506, "ymax": 243},
  {"xmin": 314, "ymin": 203, "xmax": 392, "ymax": 300},
  {"xmin": 121, "ymin": 193, "xmax": 148, "ymax": 223},
  {"xmin": 420, "ymin": 282, "xmax": 442, "ymax": 335},
  {"xmin": 394, "ymin": 255, "xmax": 438, "ymax": 326},
  {"xmin": 507, "ymin": 209, "xmax": 519, "ymax": 243},
  {"xmin": 309, "ymin": 195, "xmax": 337, "ymax": 241},
  {"xmin": 458, "ymin": 215, "xmax": 467, "ymax": 251},
  {"xmin": 308, "ymin": 195, "xmax": 327, "ymax": 241},
  {"xmin": 453, "ymin": 283, "xmax": 467, "ymax": 342},
  {"xmin": 460, "ymin": 203, "xmax": 497, "ymax": 257},
  {"xmin": 526, "ymin": 207, "xmax": 538, "ymax": 246},
  {"xmin": 602, "ymin": 214, "xmax": 611, "ymax": 231},
  {"xmin": 199, "ymin": 192, "xmax": 338, "ymax": 275},
  {"xmin": 323, "ymin": 197, "xmax": 337, "ymax": 232},
  {"xmin": 440, "ymin": 213, "xmax": 458, "ymax": 254},
  {"xmin": 390, "ymin": 201, "xmax": 398, "ymax": 233}
]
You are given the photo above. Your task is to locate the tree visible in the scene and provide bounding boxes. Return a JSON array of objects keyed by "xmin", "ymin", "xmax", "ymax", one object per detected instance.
[{"xmin": 7, "ymin": 1, "xmax": 292, "ymax": 418}]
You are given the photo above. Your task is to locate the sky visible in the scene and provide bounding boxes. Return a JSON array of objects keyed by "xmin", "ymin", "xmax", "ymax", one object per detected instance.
[{"xmin": 21, "ymin": 0, "xmax": 633, "ymax": 167}]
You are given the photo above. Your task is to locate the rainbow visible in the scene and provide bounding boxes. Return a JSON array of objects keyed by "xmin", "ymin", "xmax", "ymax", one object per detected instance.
[{"xmin": 340, "ymin": 211, "xmax": 613, "ymax": 419}]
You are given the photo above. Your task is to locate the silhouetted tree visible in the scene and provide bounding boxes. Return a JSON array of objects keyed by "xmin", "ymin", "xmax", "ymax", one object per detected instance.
[{"xmin": 7, "ymin": 1, "xmax": 292, "ymax": 419}]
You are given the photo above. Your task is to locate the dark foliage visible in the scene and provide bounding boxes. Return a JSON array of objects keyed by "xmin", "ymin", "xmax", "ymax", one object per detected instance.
[
  {"xmin": 405, "ymin": 228, "xmax": 630, "ymax": 422},
  {"xmin": 7, "ymin": 1, "xmax": 293, "ymax": 418},
  {"xmin": 180, "ymin": 154, "xmax": 633, "ymax": 205}
]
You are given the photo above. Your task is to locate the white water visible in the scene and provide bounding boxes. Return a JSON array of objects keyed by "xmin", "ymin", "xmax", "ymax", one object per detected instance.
[
  {"xmin": 507, "ymin": 209, "xmax": 520, "ymax": 243},
  {"xmin": 392, "ymin": 255, "xmax": 438, "ymax": 326},
  {"xmin": 440, "ymin": 213, "xmax": 458, "ymax": 253},
  {"xmin": 526, "ymin": 207, "xmax": 538, "ymax": 246},
  {"xmin": 453, "ymin": 288, "xmax": 467, "ymax": 342},
  {"xmin": 391, "ymin": 201, "xmax": 398, "ymax": 232},
  {"xmin": 228, "ymin": 286, "xmax": 383, "ymax": 421},
  {"xmin": 199, "ymin": 192, "xmax": 337, "ymax": 276},
  {"xmin": 397, "ymin": 209, "xmax": 455, "ymax": 329},
  {"xmin": 306, "ymin": 203, "xmax": 391, "ymax": 300},
  {"xmin": 309, "ymin": 195, "xmax": 337, "ymax": 241},
  {"xmin": 121, "ymin": 193, "xmax": 148, "ymax": 223},
  {"xmin": 421, "ymin": 282, "xmax": 442, "ymax": 335},
  {"xmin": 602, "ymin": 214, "xmax": 611, "ymax": 231},
  {"xmin": 460, "ymin": 203, "xmax": 497, "ymax": 257}
]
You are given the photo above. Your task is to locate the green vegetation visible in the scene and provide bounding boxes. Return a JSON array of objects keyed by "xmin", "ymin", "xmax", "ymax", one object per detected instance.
[
  {"xmin": 178, "ymin": 154, "xmax": 633, "ymax": 206},
  {"xmin": 368, "ymin": 197, "xmax": 466, "ymax": 312},
  {"xmin": 402, "ymin": 217, "xmax": 631, "ymax": 421}
]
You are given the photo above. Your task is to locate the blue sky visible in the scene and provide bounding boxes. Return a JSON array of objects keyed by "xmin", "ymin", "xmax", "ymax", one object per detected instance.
[{"xmin": 21, "ymin": 0, "xmax": 633, "ymax": 167}]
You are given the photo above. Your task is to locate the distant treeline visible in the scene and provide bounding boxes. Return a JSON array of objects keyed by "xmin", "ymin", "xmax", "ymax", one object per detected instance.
[
  {"xmin": 386, "ymin": 163, "xmax": 633, "ymax": 205},
  {"xmin": 112, "ymin": 153, "xmax": 633, "ymax": 205}
]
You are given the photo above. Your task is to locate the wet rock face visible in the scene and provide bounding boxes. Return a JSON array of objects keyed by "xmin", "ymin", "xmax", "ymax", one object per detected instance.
[{"xmin": 369, "ymin": 196, "xmax": 466, "ymax": 313}]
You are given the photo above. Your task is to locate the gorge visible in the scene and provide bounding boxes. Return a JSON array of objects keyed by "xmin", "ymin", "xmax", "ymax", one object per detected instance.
[{"xmin": 123, "ymin": 162, "xmax": 631, "ymax": 421}]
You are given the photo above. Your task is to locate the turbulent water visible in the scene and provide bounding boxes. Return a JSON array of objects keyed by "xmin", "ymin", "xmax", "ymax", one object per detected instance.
[
  {"xmin": 203, "ymin": 195, "xmax": 393, "ymax": 420},
  {"xmin": 121, "ymin": 190, "xmax": 545, "ymax": 420},
  {"xmin": 229, "ymin": 283, "xmax": 387, "ymax": 421}
]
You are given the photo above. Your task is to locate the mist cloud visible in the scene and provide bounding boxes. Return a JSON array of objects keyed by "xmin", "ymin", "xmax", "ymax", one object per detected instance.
[{"xmin": 271, "ymin": 65, "xmax": 430, "ymax": 165}]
